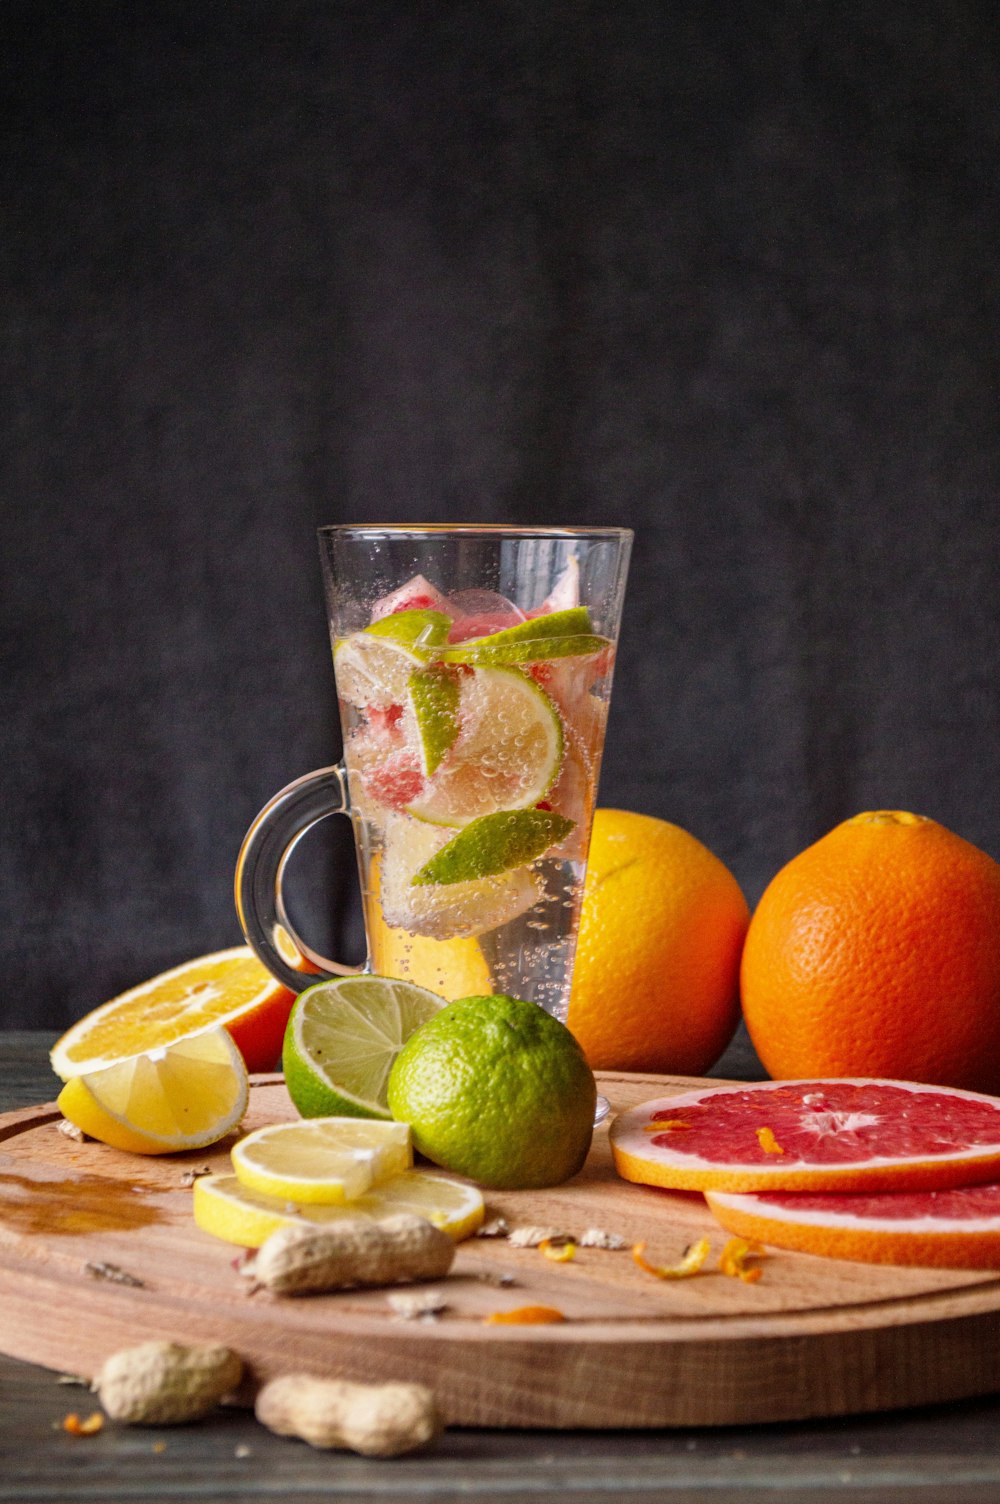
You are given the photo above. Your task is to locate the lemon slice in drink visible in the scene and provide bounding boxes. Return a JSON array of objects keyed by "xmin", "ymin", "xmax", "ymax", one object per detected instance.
[
  {"xmin": 333, "ymin": 609, "xmax": 451, "ymax": 709},
  {"xmin": 193, "ymin": 1168, "xmax": 485, "ymax": 1247},
  {"xmin": 379, "ymin": 812, "xmax": 541, "ymax": 940},
  {"xmin": 405, "ymin": 665, "xmax": 563, "ymax": 827},
  {"xmin": 231, "ymin": 1117, "xmax": 412, "ymax": 1204},
  {"xmin": 282, "ymin": 975, "xmax": 447, "ymax": 1120},
  {"xmin": 56, "ymin": 1027, "xmax": 249, "ymax": 1154}
]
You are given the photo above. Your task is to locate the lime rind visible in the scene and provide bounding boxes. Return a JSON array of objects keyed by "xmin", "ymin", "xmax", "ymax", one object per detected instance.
[
  {"xmin": 408, "ymin": 663, "xmax": 461, "ymax": 775},
  {"xmin": 411, "ymin": 808, "xmax": 575, "ymax": 886},
  {"xmin": 441, "ymin": 607, "xmax": 609, "ymax": 665},
  {"xmin": 282, "ymin": 975, "xmax": 447, "ymax": 1120},
  {"xmin": 364, "ymin": 609, "xmax": 452, "ymax": 652},
  {"xmin": 378, "ymin": 811, "xmax": 542, "ymax": 939}
]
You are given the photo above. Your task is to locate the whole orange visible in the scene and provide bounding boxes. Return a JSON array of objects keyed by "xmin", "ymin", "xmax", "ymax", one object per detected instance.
[
  {"xmin": 566, "ymin": 809, "xmax": 749, "ymax": 1074},
  {"xmin": 740, "ymin": 811, "xmax": 1000, "ymax": 1093}
]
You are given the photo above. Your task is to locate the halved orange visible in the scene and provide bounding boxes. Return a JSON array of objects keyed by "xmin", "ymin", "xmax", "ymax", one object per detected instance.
[{"xmin": 50, "ymin": 947, "xmax": 296, "ymax": 1080}]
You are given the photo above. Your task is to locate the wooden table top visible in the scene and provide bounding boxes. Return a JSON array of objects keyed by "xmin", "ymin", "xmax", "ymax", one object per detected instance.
[{"xmin": 4, "ymin": 1029, "xmax": 1000, "ymax": 1504}]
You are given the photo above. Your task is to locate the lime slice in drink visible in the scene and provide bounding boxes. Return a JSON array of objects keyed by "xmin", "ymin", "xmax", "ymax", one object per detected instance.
[
  {"xmin": 282, "ymin": 975, "xmax": 447, "ymax": 1120},
  {"xmin": 333, "ymin": 609, "xmax": 451, "ymax": 708},
  {"xmin": 407, "ymin": 662, "xmax": 460, "ymax": 775},
  {"xmin": 405, "ymin": 666, "xmax": 564, "ymax": 827},
  {"xmin": 413, "ymin": 808, "xmax": 575, "ymax": 886},
  {"xmin": 441, "ymin": 608, "xmax": 610, "ymax": 665},
  {"xmin": 231, "ymin": 1116, "xmax": 412, "ymax": 1204},
  {"xmin": 379, "ymin": 811, "xmax": 540, "ymax": 940},
  {"xmin": 193, "ymin": 1168, "xmax": 485, "ymax": 1247}
]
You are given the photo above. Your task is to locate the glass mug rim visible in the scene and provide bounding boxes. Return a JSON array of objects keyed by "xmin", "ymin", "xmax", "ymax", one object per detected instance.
[{"xmin": 317, "ymin": 523, "xmax": 634, "ymax": 542}]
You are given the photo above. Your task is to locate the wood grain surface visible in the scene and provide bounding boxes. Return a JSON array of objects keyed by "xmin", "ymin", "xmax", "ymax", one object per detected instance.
[{"xmin": 3, "ymin": 1070, "xmax": 1000, "ymax": 1429}]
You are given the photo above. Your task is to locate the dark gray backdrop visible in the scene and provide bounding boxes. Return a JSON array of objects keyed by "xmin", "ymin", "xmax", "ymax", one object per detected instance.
[{"xmin": 4, "ymin": 2, "xmax": 999, "ymax": 1031}]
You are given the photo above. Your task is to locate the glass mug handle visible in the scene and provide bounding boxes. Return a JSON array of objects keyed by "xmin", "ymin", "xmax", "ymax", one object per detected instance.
[{"xmin": 234, "ymin": 765, "xmax": 359, "ymax": 994}]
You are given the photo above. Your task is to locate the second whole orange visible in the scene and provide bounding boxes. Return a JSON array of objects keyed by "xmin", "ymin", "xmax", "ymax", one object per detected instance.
[
  {"xmin": 566, "ymin": 809, "xmax": 750, "ymax": 1074},
  {"xmin": 740, "ymin": 811, "xmax": 1000, "ymax": 1093}
]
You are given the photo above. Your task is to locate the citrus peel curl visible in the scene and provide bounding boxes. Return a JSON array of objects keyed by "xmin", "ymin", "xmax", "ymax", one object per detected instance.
[{"xmin": 632, "ymin": 1237, "xmax": 711, "ymax": 1280}]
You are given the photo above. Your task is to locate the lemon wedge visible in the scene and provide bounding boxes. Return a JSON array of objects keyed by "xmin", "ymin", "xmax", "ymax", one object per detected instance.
[{"xmin": 56, "ymin": 1027, "xmax": 249, "ymax": 1154}]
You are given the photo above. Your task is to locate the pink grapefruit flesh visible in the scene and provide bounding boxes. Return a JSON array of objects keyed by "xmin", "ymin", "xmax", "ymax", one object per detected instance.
[
  {"xmin": 706, "ymin": 1181, "xmax": 1000, "ymax": 1269},
  {"xmin": 610, "ymin": 1079, "xmax": 1000, "ymax": 1193}
]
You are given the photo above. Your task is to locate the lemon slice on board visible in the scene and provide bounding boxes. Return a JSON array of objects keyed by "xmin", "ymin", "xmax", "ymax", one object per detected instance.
[
  {"xmin": 56, "ymin": 1027, "xmax": 249, "ymax": 1154},
  {"xmin": 193, "ymin": 1168, "xmax": 485, "ymax": 1247},
  {"xmin": 231, "ymin": 1117, "xmax": 412, "ymax": 1205}
]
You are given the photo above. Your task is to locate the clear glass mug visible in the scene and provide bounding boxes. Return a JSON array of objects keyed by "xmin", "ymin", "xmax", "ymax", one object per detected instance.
[{"xmin": 235, "ymin": 525, "xmax": 632, "ymax": 1027}]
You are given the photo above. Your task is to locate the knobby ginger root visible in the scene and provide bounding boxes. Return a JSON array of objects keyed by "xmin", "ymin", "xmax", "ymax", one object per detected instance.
[
  {"xmin": 94, "ymin": 1340, "xmax": 243, "ymax": 1424},
  {"xmin": 253, "ymin": 1213, "xmax": 454, "ymax": 1296},
  {"xmin": 255, "ymin": 1374, "xmax": 442, "ymax": 1456}
]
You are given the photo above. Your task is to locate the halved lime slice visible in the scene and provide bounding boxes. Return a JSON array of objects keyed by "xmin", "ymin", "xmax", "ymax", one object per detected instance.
[
  {"xmin": 379, "ymin": 811, "xmax": 541, "ymax": 940},
  {"xmin": 333, "ymin": 609, "xmax": 451, "ymax": 708},
  {"xmin": 407, "ymin": 662, "xmax": 460, "ymax": 775},
  {"xmin": 193, "ymin": 1168, "xmax": 485, "ymax": 1247},
  {"xmin": 441, "ymin": 607, "xmax": 609, "ymax": 665},
  {"xmin": 231, "ymin": 1116, "xmax": 412, "ymax": 1204},
  {"xmin": 412, "ymin": 808, "xmax": 575, "ymax": 886},
  {"xmin": 405, "ymin": 666, "xmax": 563, "ymax": 827},
  {"xmin": 282, "ymin": 975, "xmax": 447, "ymax": 1120}
]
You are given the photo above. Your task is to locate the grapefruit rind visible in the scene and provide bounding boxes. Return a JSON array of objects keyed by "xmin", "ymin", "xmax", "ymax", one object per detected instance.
[
  {"xmin": 706, "ymin": 1184, "xmax": 1000, "ymax": 1270},
  {"xmin": 609, "ymin": 1078, "xmax": 1000, "ymax": 1194}
]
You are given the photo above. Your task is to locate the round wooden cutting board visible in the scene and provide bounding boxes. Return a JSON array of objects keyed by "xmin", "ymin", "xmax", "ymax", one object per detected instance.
[{"xmin": 2, "ymin": 1071, "xmax": 1000, "ymax": 1428}]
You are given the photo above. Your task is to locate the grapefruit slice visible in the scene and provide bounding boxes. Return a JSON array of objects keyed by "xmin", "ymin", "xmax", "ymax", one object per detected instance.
[
  {"xmin": 610, "ymin": 1079, "xmax": 1000, "ymax": 1193},
  {"xmin": 706, "ymin": 1181, "xmax": 1000, "ymax": 1270}
]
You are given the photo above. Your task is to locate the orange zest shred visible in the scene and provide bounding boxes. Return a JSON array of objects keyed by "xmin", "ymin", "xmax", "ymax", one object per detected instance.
[
  {"xmin": 644, "ymin": 1118, "xmax": 690, "ymax": 1132},
  {"xmin": 485, "ymin": 1304, "xmax": 567, "ymax": 1325},
  {"xmin": 62, "ymin": 1412, "xmax": 104, "ymax": 1436},
  {"xmin": 720, "ymin": 1237, "xmax": 765, "ymax": 1283},
  {"xmin": 538, "ymin": 1237, "xmax": 576, "ymax": 1263},
  {"xmin": 632, "ymin": 1237, "xmax": 711, "ymax": 1280},
  {"xmin": 756, "ymin": 1125, "xmax": 784, "ymax": 1155}
]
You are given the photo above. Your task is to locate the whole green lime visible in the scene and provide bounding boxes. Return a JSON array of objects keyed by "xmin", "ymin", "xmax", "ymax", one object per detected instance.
[{"xmin": 386, "ymin": 993, "xmax": 597, "ymax": 1188}]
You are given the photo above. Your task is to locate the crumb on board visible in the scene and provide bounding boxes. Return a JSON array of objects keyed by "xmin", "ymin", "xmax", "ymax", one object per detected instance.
[
  {"xmin": 386, "ymin": 1288, "xmax": 449, "ymax": 1320},
  {"xmin": 475, "ymin": 1217, "xmax": 510, "ymax": 1239},
  {"xmin": 507, "ymin": 1226, "xmax": 571, "ymax": 1248}
]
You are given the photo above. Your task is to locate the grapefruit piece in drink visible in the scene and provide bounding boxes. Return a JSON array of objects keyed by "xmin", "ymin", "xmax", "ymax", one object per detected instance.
[
  {"xmin": 706, "ymin": 1180, "xmax": 1000, "ymax": 1270},
  {"xmin": 610, "ymin": 1079, "xmax": 1000, "ymax": 1193}
]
